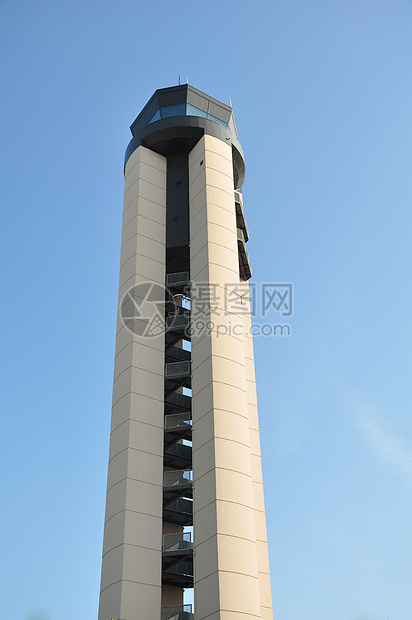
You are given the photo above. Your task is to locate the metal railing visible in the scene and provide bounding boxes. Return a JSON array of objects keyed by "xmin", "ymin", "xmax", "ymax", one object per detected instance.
[
  {"xmin": 166, "ymin": 314, "xmax": 190, "ymax": 329},
  {"xmin": 163, "ymin": 532, "xmax": 192, "ymax": 552},
  {"xmin": 165, "ymin": 412, "xmax": 191, "ymax": 430},
  {"xmin": 165, "ymin": 361, "xmax": 191, "ymax": 378},
  {"xmin": 164, "ymin": 469, "xmax": 193, "ymax": 487},
  {"xmin": 164, "ymin": 561, "xmax": 193, "ymax": 577},
  {"xmin": 237, "ymin": 228, "xmax": 252, "ymax": 280},
  {"xmin": 162, "ymin": 604, "xmax": 193, "ymax": 620},
  {"xmin": 166, "ymin": 272, "xmax": 189, "ymax": 287},
  {"xmin": 167, "ymin": 305, "xmax": 190, "ymax": 318},
  {"xmin": 166, "ymin": 498, "xmax": 193, "ymax": 515},
  {"xmin": 165, "ymin": 392, "xmax": 192, "ymax": 410},
  {"xmin": 234, "ymin": 191, "xmax": 249, "ymax": 242},
  {"xmin": 166, "ymin": 346, "xmax": 191, "ymax": 362}
]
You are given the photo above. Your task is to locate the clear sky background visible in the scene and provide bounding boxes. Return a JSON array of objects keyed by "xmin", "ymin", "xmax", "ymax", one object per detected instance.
[{"xmin": 1, "ymin": 1, "xmax": 412, "ymax": 619}]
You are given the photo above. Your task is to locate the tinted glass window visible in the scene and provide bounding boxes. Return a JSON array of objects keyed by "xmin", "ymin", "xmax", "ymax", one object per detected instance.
[
  {"xmin": 186, "ymin": 104, "xmax": 207, "ymax": 118},
  {"xmin": 148, "ymin": 109, "xmax": 161, "ymax": 123},
  {"xmin": 161, "ymin": 104, "xmax": 186, "ymax": 118}
]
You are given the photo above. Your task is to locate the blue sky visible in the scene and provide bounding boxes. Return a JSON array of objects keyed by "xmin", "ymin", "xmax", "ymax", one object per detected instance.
[{"xmin": 1, "ymin": 1, "xmax": 412, "ymax": 619}]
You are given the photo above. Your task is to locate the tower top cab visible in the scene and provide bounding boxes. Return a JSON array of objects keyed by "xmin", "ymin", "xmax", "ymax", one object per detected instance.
[{"xmin": 125, "ymin": 84, "xmax": 245, "ymax": 189}]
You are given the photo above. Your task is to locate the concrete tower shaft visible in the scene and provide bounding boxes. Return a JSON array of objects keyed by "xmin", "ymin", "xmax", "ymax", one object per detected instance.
[{"xmin": 98, "ymin": 85, "xmax": 273, "ymax": 620}]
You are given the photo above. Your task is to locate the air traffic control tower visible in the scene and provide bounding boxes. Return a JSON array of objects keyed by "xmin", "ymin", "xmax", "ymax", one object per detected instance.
[{"xmin": 98, "ymin": 85, "xmax": 273, "ymax": 620}]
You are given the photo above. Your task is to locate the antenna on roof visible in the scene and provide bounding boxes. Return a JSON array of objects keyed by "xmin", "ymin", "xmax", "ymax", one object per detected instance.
[
  {"xmin": 229, "ymin": 94, "xmax": 232, "ymax": 107},
  {"xmin": 179, "ymin": 75, "xmax": 181, "ymax": 85},
  {"xmin": 186, "ymin": 76, "xmax": 189, "ymax": 84}
]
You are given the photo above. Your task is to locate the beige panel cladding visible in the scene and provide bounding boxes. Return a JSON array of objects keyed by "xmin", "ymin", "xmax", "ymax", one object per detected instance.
[
  {"xmin": 242, "ymin": 281, "xmax": 273, "ymax": 618},
  {"xmin": 189, "ymin": 135, "xmax": 262, "ymax": 619},
  {"xmin": 98, "ymin": 145, "xmax": 166, "ymax": 620}
]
